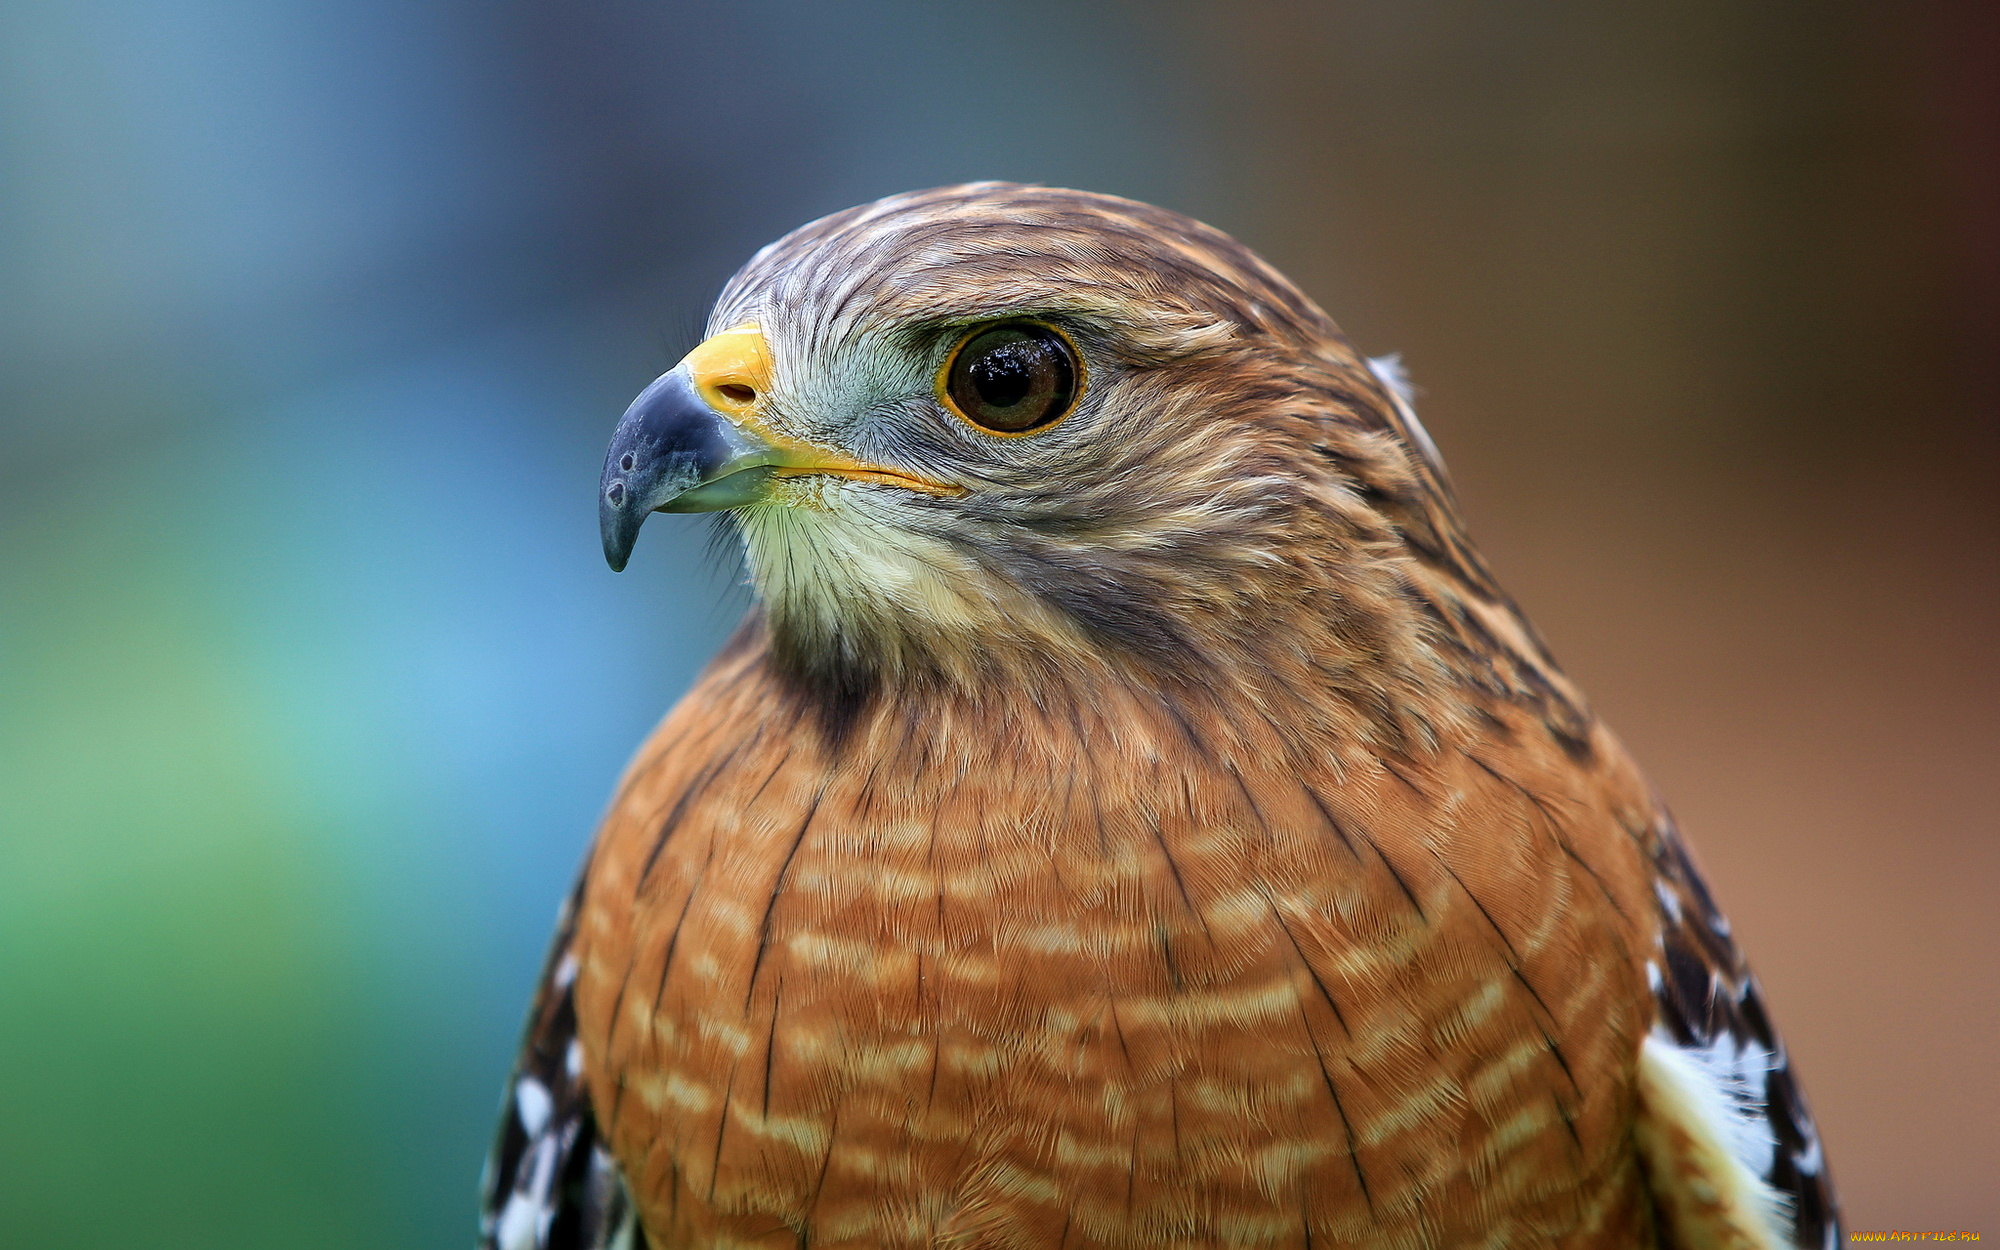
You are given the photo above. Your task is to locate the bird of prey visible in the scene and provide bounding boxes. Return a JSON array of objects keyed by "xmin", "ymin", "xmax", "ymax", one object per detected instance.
[{"xmin": 478, "ymin": 184, "xmax": 1839, "ymax": 1250}]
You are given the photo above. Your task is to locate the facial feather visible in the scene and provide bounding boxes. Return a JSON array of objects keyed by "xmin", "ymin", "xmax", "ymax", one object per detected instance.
[{"xmin": 706, "ymin": 183, "xmax": 1584, "ymax": 761}]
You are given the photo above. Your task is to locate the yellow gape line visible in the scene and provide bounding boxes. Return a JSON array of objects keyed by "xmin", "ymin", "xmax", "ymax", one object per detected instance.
[{"xmin": 684, "ymin": 324, "xmax": 961, "ymax": 496}]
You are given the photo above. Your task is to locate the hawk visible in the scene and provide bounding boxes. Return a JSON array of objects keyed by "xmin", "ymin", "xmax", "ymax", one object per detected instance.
[{"xmin": 478, "ymin": 184, "xmax": 1839, "ymax": 1249}]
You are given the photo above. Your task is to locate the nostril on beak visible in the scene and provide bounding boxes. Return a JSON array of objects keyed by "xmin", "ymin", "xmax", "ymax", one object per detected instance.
[
  {"xmin": 606, "ymin": 480, "xmax": 626, "ymax": 505},
  {"xmin": 620, "ymin": 452, "xmax": 636, "ymax": 472}
]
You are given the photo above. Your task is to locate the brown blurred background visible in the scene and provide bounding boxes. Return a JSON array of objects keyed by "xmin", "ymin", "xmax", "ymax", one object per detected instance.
[{"xmin": 2, "ymin": 0, "xmax": 1992, "ymax": 1242}]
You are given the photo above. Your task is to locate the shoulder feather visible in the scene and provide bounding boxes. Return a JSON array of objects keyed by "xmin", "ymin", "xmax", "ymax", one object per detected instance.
[{"xmin": 479, "ymin": 877, "xmax": 646, "ymax": 1250}]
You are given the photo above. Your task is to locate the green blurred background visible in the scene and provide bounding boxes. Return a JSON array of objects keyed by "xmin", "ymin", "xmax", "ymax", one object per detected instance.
[{"xmin": 1, "ymin": 2, "xmax": 1993, "ymax": 1243}]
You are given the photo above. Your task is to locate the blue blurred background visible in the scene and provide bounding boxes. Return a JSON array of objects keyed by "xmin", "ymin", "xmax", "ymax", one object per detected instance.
[{"xmin": 2, "ymin": 2, "xmax": 1994, "ymax": 1243}]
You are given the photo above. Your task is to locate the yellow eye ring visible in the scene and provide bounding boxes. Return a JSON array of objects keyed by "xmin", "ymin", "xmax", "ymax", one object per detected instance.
[{"xmin": 935, "ymin": 319, "xmax": 1087, "ymax": 437}]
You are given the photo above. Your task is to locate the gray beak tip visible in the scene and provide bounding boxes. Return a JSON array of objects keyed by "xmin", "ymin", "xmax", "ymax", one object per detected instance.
[
  {"xmin": 597, "ymin": 367, "xmax": 773, "ymax": 573},
  {"xmin": 600, "ymin": 489, "xmax": 642, "ymax": 572}
]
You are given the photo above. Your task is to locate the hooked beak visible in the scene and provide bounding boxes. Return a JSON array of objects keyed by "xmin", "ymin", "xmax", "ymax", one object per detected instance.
[{"xmin": 598, "ymin": 325, "xmax": 958, "ymax": 572}]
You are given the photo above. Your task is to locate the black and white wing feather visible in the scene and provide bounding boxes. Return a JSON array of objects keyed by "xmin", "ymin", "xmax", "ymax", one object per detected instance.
[
  {"xmin": 1638, "ymin": 813, "xmax": 1841, "ymax": 1250},
  {"xmin": 478, "ymin": 877, "xmax": 645, "ymax": 1250}
]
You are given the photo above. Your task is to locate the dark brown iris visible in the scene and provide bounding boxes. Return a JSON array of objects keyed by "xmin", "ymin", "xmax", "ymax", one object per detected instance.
[{"xmin": 942, "ymin": 322, "xmax": 1079, "ymax": 434}]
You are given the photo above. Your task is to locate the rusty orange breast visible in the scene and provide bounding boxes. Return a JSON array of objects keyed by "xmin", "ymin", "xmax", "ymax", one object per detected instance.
[{"xmin": 573, "ymin": 652, "xmax": 1662, "ymax": 1249}]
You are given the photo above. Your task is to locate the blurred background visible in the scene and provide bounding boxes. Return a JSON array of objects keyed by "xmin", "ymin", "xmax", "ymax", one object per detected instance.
[{"xmin": 1, "ymin": 1, "xmax": 1993, "ymax": 1243}]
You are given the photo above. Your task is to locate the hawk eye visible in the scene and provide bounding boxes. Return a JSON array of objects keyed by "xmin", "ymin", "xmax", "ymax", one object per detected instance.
[{"xmin": 940, "ymin": 321, "xmax": 1080, "ymax": 434}]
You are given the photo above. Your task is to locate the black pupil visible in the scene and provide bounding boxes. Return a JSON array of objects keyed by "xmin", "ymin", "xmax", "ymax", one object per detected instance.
[
  {"xmin": 971, "ymin": 344, "xmax": 1035, "ymax": 409},
  {"xmin": 948, "ymin": 323, "xmax": 1075, "ymax": 432}
]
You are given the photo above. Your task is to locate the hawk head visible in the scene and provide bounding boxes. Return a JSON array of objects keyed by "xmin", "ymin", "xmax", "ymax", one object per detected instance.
[{"xmin": 601, "ymin": 184, "xmax": 1503, "ymax": 736}]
